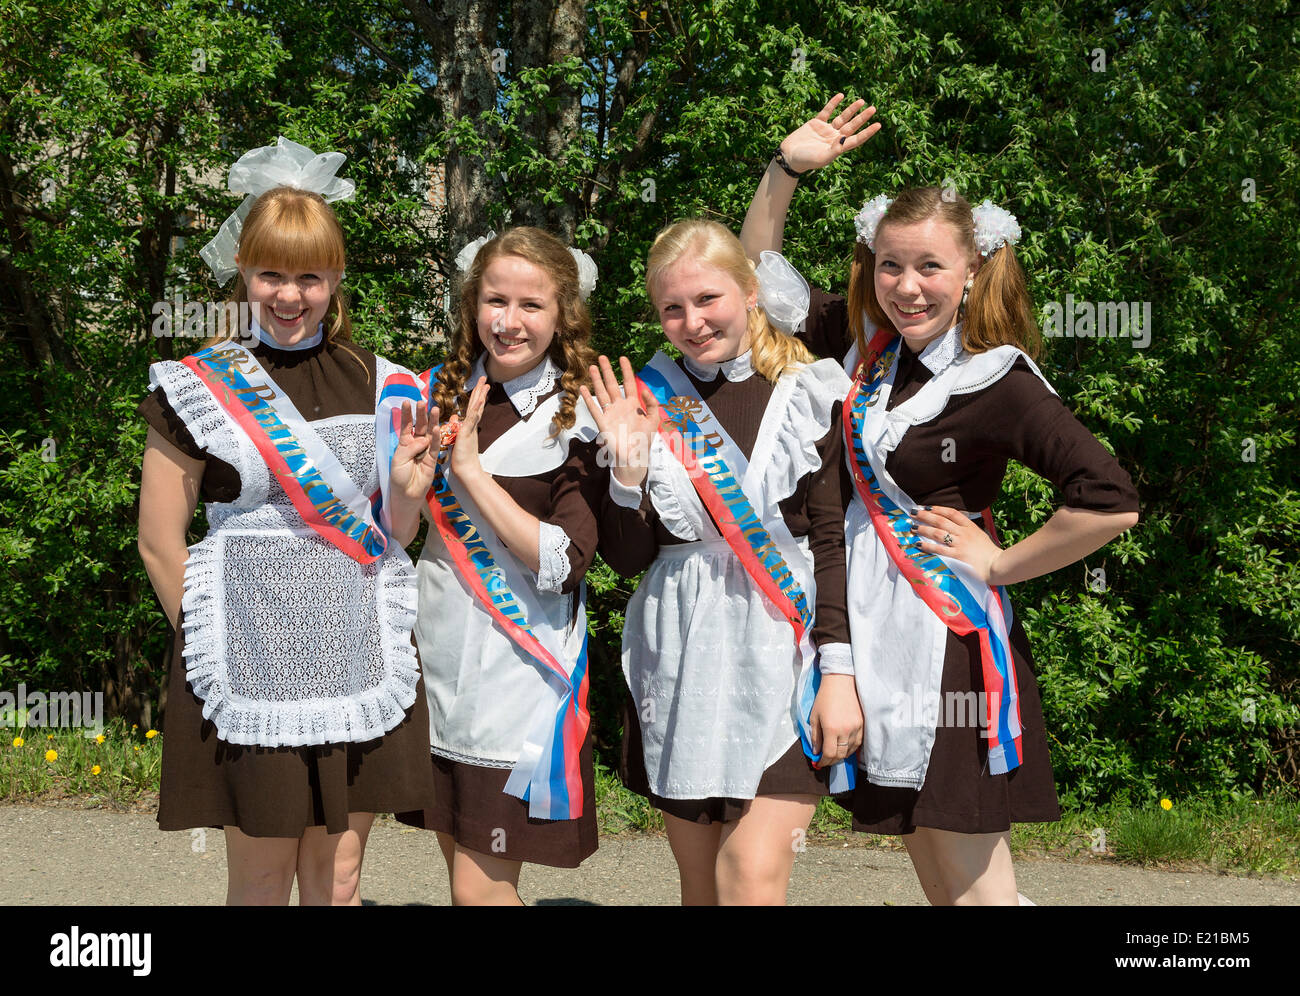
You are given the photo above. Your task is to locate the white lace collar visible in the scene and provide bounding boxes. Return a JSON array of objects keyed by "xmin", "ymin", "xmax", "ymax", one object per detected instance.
[
  {"xmin": 252, "ymin": 320, "xmax": 324, "ymax": 352},
  {"xmin": 916, "ymin": 324, "xmax": 963, "ymax": 375},
  {"xmin": 683, "ymin": 349, "xmax": 755, "ymax": 383},
  {"xmin": 471, "ymin": 354, "xmax": 560, "ymax": 417}
]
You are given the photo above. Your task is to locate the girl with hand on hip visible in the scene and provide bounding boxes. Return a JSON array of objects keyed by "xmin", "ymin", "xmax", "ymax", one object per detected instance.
[{"xmin": 742, "ymin": 99, "xmax": 1139, "ymax": 905}]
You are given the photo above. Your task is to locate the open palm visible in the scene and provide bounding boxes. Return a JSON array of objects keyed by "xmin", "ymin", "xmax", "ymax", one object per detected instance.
[{"xmin": 780, "ymin": 93, "xmax": 880, "ymax": 174}]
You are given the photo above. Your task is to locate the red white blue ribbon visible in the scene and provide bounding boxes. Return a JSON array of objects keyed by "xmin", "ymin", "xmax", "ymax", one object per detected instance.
[
  {"xmin": 843, "ymin": 330, "xmax": 1023, "ymax": 775},
  {"xmin": 638, "ymin": 354, "xmax": 856, "ymax": 793}
]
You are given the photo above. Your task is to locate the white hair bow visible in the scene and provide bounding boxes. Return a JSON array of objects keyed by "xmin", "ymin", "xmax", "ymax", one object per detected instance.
[
  {"xmin": 754, "ymin": 251, "xmax": 810, "ymax": 334},
  {"xmin": 456, "ymin": 232, "xmax": 599, "ymax": 301},
  {"xmin": 200, "ymin": 137, "xmax": 357, "ymax": 285}
]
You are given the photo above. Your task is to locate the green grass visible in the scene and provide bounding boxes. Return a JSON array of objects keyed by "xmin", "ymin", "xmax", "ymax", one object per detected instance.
[
  {"xmin": 6, "ymin": 726, "xmax": 1297, "ymax": 878},
  {"xmin": 2, "ymin": 717, "xmax": 162, "ymax": 807}
]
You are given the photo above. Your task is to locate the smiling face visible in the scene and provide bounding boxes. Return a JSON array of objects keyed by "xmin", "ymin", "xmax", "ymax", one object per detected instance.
[
  {"xmin": 475, "ymin": 254, "xmax": 561, "ymax": 382},
  {"xmin": 238, "ymin": 259, "xmax": 339, "ymax": 346},
  {"xmin": 873, "ymin": 216, "xmax": 980, "ymax": 351},
  {"xmin": 651, "ymin": 256, "xmax": 755, "ymax": 365}
]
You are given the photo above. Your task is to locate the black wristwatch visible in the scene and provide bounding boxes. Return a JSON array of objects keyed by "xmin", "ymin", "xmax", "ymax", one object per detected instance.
[{"xmin": 772, "ymin": 147, "xmax": 806, "ymax": 179}]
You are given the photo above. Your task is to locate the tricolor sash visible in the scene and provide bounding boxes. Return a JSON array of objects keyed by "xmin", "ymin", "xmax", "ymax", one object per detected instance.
[
  {"xmin": 638, "ymin": 352, "xmax": 856, "ymax": 793},
  {"xmin": 842, "ymin": 329, "xmax": 1024, "ymax": 775},
  {"xmin": 182, "ymin": 341, "xmax": 395, "ymax": 564},
  {"xmin": 416, "ymin": 366, "xmax": 591, "ymax": 820}
]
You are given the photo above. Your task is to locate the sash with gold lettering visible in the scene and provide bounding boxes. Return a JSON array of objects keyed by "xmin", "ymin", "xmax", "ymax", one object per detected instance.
[
  {"xmin": 182, "ymin": 341, "xmax": 393, "ymax": 564},
  {"xmin": 417, "ymin": 367, "xmax": 590, "ymax": 820},
  {"xmin": 637, "ymin": 352, "xmax": 855, "ymax": 793},
  {"xmin": 843, "ymin": 329, "xmax": 1023, "ymax": 774}
]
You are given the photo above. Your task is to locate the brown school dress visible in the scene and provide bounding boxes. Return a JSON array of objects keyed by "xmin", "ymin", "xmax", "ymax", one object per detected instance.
[
  {"xmin": 394, "ymin": 362, "xmax": 606, "ymax": 867},
  {"xmin": 801, "ymin": 288, "xmax": 1140, "ymax": 834},
  {"xmin": 139, "ymin": 333, "xmax": 436, "ymax": 837}
]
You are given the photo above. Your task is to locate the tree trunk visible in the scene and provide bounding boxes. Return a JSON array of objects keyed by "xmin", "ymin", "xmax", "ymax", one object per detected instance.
[{"xmin": 405, "ymin": 0, "xmax": 502, "ymax": 256}]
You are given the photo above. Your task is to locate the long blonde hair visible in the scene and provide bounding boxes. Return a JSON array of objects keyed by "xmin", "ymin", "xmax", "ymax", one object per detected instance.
[
  {"xmin": 645, "ymin": 219, "xmax": 813, "ymax": 382},
  {"xmin": 433, "ymin": 227, "xmax": 595, "ymax": 434},
  {"xmin": 848, "ymin": 186, "xmax": 1040, "ymax": 360}
]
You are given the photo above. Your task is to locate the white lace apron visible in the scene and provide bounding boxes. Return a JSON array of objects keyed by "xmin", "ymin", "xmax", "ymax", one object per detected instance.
[
  {"xmin": 842, "ymin": 325, "xmax": 1056, "ymax": 787},
  {"xmin": 148, "ymin": 354, "xmax": 420, "ymax": 748}
]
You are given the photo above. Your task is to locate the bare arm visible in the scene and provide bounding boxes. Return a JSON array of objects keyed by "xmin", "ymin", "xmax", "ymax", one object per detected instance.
[
  {"xmin": 739, "ymin": 94, "xmax": 880, "ymax": 263},
  {"xmin": 914, "ymin": 505, "xmax": 1138, "ymax": 588},
  {"xmin": 137, "ymin": 427, "xmax": 204, "ymax": 623}
]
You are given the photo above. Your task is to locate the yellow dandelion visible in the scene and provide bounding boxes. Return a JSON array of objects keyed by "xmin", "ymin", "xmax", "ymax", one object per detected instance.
[
  {"xmin": 1160, "ymin": 798, "xmax": 1173, "ymax": 811},
  {"xmin": 11, "ymin": 736, "xmax": 23, "ymax": 748},
  {"xmin": 91, "ymin": 764, "xmax": 102, "ymax": 775},
  {"xmin": 47, "ymin": 733, "xmax": 54, "ymax": 740},
  {"xmin": 131, "ymin": 724, "xmax": 138, "ymax": 731},
  {"xmin": 145, "ymin": 729, "xmax": 158, "ymax": 740},
  {"xmin": 134, "ymin": 745, "xmax": 141, "ymax": 753},
  {"xmin": 45, "ymin": 749, "xmax": 58, "ymax": 762},
  {"xmin": 95, "ymin": 734, "xmax": 106, "ymax": 744}
]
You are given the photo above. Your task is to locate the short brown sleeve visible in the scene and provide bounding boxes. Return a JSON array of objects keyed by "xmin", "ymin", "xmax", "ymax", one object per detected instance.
[
  {"xmin": 137, "ymin": 388, "xmax": 242, "ymax": 502},
  {"xmin": 138, "ymin": 388, "xmax": 204, "ymax": 461},
  {"xmin": 980, "ymin": 360, "xmax": 1140, "ymax": 514}
]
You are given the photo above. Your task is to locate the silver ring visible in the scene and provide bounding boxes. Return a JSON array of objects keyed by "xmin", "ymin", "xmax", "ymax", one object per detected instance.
[{"xmin": 942, "ymin": 532, "xmax": 954, "ymax": 546}]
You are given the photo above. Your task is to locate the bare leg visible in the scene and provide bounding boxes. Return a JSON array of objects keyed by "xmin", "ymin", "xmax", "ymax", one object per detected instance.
[
  {"xmin": 661, "ymin": 811, "xmax": 723, "ymax": 906},
  {"xmin": 715, "ymin": 794, "xmax": 817, "ymax": 906},
  {"xmin": 296, "ymin": 813, "xmax": 374, "ymax": 906},
  {"xmin": 903, "ymin": 827, "xmax": 1018, "ymax": 905},
  {"xmin": 445, "ymin": 841, "xmax": 524, "ymax": 906},
  {"xmin": 224, "ymin": 827, "xmax": 297, "ymax": 906}
]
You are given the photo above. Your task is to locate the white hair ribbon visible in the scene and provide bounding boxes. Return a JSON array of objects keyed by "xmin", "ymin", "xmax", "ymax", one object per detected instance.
[
  {"xmin": 754, "ymin": 250, "xmax": 810, "ymax": 334},
  {"xmin": 456, "ymin": 232, "xmax": 599, "ymax": 301},
  {"xmin": 200, "ymin": 136, "xmax": 357, "ymax": 285}
]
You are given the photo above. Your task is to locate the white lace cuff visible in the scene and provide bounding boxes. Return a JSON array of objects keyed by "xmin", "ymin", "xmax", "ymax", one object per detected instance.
[
  {"xmin": 608, "ymin": 474, "xmax": 645, "ymax": 509},
  {"xmin": 536, "ymin": 521, "xmax": 573, "ymax": 593},
  {"xmin": 817, "ymin": 642, "xmax": 854, "ymax": 676}
]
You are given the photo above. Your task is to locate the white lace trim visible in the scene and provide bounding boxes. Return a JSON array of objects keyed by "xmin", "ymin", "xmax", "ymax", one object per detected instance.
[
  {"xmin": 535, "ymin": 521, "xmax": 573, "ymax": 593},
  {"xmin": 179, "ymin": 531, "xmax": 420, "ymax": 747},
  {"xmin": 817, "ymin": 642, "xmax": 854, "ymax": 676},
  {"xmin": 470, "ymin": 353, "xmax": 559, "ymax": 417},
  {"xmin": 148, "ymin": 360, "xmax": 266, "ymax": 504},
  {"xmin": 753, "ymin": 358, "xmax": 850, "ymax": 510},
  {"xmin": 683, "ymin": 349, "xmax": 754, "ymax": 383},
  {"xmin": 429, "ymin": 744, "xmax": 515, "ymax": 769},
  {"xmin": 916, "ymin": 324, "xmax": 963, "ymax": 374},
  {"xmin": 160, "ymin": 350, "xmax": 425, "ymax": 748}
]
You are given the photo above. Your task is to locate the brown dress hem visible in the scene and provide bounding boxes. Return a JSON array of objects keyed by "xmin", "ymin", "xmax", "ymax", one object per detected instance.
[{"xmin": 394, "ymin": 735, "xmax": 598, "ymax": 869}]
